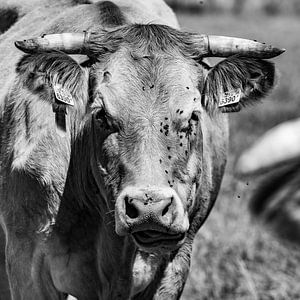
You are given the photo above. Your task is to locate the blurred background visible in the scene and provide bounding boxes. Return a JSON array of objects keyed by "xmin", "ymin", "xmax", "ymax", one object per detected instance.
[{"xmin": 164, "ymin": 1, "xmax": 300, "ymax": 299}]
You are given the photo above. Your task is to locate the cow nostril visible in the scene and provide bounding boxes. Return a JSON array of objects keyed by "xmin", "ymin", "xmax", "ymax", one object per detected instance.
[
  {"xmin": 125, "ymin": 196, "xmax": 139, "ymax": 219},
  {"xmin": 162, "ymin": 197, "xmax": 173, "ymax": 216}
]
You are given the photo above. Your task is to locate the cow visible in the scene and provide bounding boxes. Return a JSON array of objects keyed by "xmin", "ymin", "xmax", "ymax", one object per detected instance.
[
  {"xmin": 0, "ymin": 0, "xmax": 284, "ymax": 299},
  {"xmin": 236, "ymin": 118, "xmax": 300, "ymax": 245}
]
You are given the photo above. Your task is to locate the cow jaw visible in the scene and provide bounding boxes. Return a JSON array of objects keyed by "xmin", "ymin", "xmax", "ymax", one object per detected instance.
[{"xmin": 115, "ymin": 185, "xmax": 189, "ymax": 252}]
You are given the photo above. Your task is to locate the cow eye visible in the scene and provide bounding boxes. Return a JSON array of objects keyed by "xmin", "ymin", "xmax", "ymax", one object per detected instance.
[
  {"xmin": 190, "ymin": 111, "xmax": 200, "ymax": 122},
  {"xmin": 180, "ymin": 111, "xmax": 200, "ymax": 133},
  {"xmin": 94, "ymin": 108, "xmax": 106, "ymax": 121},
  {"xmin": 94, "ymin": 108, "xmax": 117, "ymax": 131}
]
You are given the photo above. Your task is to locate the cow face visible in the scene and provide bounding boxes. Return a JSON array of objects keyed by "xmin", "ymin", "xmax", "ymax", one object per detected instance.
[
  {"xmin": 87, "ymin": 26, "xmax": 277, "ymax": 252},
  {"xmin": 90, "ymin": 49, "xmax": 204, "ymax": 252},
  {"xmin": 15, "ymin": 24, "xmax": 278, "ymax": 253}
]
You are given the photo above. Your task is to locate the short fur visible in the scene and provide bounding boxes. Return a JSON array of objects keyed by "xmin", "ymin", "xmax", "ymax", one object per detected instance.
[
  {"xmin": 96, "ymin": 1, "xmax": 126, "ymax": 26},
  {"xmin": 88, "ymin": 24, "xmax": 207, "ymax": 59}
]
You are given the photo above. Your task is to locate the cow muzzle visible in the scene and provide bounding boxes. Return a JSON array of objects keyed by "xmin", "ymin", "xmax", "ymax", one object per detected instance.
[{"xmin": 115, "ymin": 186, "xmax": 189, "ymax": 251}]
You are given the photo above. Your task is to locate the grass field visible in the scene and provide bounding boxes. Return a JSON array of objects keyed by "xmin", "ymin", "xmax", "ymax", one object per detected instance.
[{"xmin": 178, "ymin": 13, "xmax": 300, "ymax": 300}]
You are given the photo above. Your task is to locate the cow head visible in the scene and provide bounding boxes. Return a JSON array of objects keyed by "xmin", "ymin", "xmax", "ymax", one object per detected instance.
[{"xmin": 15, "ymin": 24, "xmax": 284, "ymax": 253}]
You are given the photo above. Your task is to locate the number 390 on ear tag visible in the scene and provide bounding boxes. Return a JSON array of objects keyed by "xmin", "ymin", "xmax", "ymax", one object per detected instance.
[
  {"xmin": 53, "ymin": 84, "xmax": 74, "ymax": 106},
  {"xmin": 218, "ymin": 89, "xmax": 241, "ymax": 108}
]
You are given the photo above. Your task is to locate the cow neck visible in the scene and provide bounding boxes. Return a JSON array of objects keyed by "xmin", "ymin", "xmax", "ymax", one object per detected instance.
[{"xmin": 53, "ymin": 114, "xmax": 140, "ymax": 297}]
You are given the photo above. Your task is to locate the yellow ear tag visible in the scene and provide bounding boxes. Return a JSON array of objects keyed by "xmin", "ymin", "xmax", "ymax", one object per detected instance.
[
  {"xmin": 218, "ymin": 89, "xmax": 241, "ymax": 107},
  {"xmin": 53, "ymin": 83, "xmax": 74, "ymax": 106}
]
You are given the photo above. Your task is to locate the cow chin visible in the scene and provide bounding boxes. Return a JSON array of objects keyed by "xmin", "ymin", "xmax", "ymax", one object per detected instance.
[{"xmin": 114, "ymin": 186, "xmax": 189, "ymax": 252}]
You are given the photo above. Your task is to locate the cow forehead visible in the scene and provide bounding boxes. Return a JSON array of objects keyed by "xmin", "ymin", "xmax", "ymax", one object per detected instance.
[{"xmin": 93, "ymin": 48, "xmax": 203, "ymax": 121}]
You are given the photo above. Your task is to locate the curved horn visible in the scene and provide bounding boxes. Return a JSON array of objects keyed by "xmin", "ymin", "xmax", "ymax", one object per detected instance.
[
  {"xmin": 15, "ymin": 32, "xmax": 92, "ymax": 54},
  {"xmin": 193, "ymin": 35, "xmax": 285, "ymax": 59},
  {"xmin": 236, "ymin": 118, "xmax": 300, "ymax": 176}
]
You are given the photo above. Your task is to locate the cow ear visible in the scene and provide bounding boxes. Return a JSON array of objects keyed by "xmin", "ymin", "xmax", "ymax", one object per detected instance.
[
  {"xmin": 16, "ymin": 55, "xmax": 49, "ymax": 93},
  {"xmin": 16, "ymin": 52, "xmax": 85, "ymax": 97},
  {"xmin": 202, "ymin": 55, "xmax": 276, "ymax": 113},
  {"xmin": 16, "ymin": 53, "xmax": 88, "ymax": 133}
]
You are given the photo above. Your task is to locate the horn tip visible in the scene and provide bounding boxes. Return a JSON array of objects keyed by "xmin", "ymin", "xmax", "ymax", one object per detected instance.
[
  {"xmin": 275, "ymin": 47, "xmax": 286, "ymax": 54},
  {"xmin": 15, "ymin": 40, "xmax": 36, "ymax": 53},
  {"xmin": 15, "ymin": 41, "xmax": 28, "ymax": 53},
  {"xmin": 269, "ymin": 47, "xmax": 286, "ymax": 58},
  {"xmin": 279, "ymin": 48, "xmax": 286, "ymax": 54},
  {"xmin": 15, "ymin": 40, "xmax": 24, "ymax": 50}
]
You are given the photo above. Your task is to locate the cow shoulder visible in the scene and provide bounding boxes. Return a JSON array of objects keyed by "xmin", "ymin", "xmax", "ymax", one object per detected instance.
[{"xmin": 0, "ymin": 52, "xmax": 87, "ymax": 178}]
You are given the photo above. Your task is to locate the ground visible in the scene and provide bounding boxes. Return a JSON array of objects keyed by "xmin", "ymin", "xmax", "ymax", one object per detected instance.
[{"xmin": 178, "ymin": 13, "xmax": 300, "ymax": 300}]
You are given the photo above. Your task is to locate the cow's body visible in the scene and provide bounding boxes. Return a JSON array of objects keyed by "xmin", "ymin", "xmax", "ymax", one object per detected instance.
[
  {"xmin": 0, "ymin": 2, "xmax": 224, "ymax": 299},
  {"xmin": 236, "ymin": 118, "xmax": 300, "ymax": 244},
  {"xmin": 0, "ymin": 0, "xmax": 282, "ymax": 299}
]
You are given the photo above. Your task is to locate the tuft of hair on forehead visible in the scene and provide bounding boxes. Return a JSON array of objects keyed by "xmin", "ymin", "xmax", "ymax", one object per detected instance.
[{"xmin": 88, "ymin": 24, "xmax": 202, "ymax": 58}]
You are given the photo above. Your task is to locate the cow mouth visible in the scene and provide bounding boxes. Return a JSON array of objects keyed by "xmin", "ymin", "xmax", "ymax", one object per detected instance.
[{"xmin": 132, "ymin": 230, "xmax": 185, "ymax": 248}]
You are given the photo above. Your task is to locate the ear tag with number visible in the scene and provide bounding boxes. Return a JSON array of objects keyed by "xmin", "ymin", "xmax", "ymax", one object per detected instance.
[
  {"xmin": 53, "ymin": 83, "xmax": 74, "ymax": 106},
  {"xmin": 218, "ymin": 89, "xmax": 241, "ymax": 107}
]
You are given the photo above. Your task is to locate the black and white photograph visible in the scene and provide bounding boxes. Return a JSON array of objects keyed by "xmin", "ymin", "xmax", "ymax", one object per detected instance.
[{"xmin": 0, "ymin": 0, "xmax": 298, "ymax": 299}]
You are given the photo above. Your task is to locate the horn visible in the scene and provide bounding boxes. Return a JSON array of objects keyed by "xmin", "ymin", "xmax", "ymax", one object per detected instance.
[
  {"xmin": 236, "ymin": 118, "xmax": 300, "ymax": 176},
  {"xmin": 15, "ymin": 31, "xmax": 93, "ymax": 54},
  {"xmin": 192, "ymin": 35, "xmax": 285, "ymax": 59}
]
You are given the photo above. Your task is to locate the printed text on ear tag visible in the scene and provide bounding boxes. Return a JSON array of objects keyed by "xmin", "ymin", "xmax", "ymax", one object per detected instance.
[
  {"xmin": 53, "ymin": 84, "xmax": 74, "ymax": 106},
  {"xmin": 218, "ymin": 89, "xmax": 241, "ymax": 107}
]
